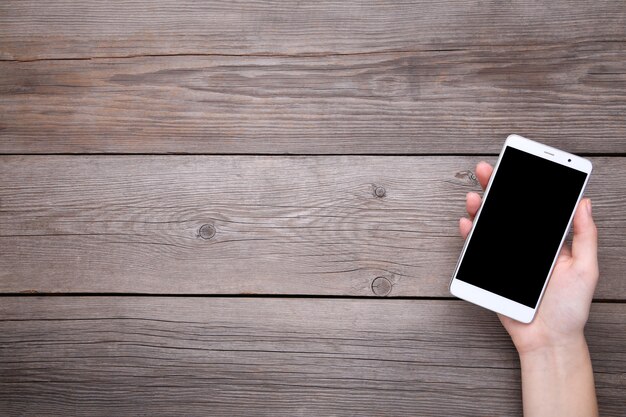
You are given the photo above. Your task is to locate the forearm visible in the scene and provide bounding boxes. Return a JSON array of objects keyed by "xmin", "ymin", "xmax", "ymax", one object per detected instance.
[{"xmin": 519, "ymin": 335, "xmax": 598, "ymax": 417}]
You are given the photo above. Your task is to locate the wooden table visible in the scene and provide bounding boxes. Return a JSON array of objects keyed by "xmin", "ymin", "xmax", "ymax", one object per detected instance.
[{"xmin": 1, "ymin": 1, "xmax": 625, "ymax": 415}]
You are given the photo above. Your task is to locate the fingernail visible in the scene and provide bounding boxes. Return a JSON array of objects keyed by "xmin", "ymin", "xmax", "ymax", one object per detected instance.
[{"xmin": 586, "ymin": 199, "xmax": 592, "ymax": 216}]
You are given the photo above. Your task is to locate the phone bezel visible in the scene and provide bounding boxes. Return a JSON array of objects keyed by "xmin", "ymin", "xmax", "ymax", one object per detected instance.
[{"xmin": 449, "ymin": 134, "xmax": 592, "ymax": 323}]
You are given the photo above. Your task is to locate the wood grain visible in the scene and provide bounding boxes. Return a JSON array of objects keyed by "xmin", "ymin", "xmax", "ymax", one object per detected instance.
[
  {"xmin": 1, "ymin": 43, "xmax": 625, "ymax": 154},
  {"xmin": 0, "ymin": 297, "xmax": 623, "ymax": 417},
  {"xmin": 2, "ymin": 3, "xmax": 624, "ymax": 416},
  {"xmin": 1, "ymin": 155, "xmax": 624, "ymax": 298},
  {"xmin": 1, "ymin": 1, "xmax": 625, "ymax": 60}
]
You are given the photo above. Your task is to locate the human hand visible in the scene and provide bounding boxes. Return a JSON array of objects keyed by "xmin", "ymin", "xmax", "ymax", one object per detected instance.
[{"xmin": 459, "ymin": 162, "xmax": 599, "ymax": 356}]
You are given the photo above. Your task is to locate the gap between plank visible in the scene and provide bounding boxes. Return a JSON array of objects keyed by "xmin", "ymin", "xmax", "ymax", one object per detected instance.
[
  {"xmin": 1, "ymin": 153, "xmax": 625, "ymax": 157},
  {"xmin": 0, "ymin": 293, "xmax": 623, "ymax": 304}
]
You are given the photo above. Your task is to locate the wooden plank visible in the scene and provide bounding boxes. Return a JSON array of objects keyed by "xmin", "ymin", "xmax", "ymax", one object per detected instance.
[
  {"xmin": 1, "ymin": 1, "xmax": 625, "ymax": 60},
  {"xmin": 0, "ymin": 297, "xmax": 623, "ymax": 416},
  {"xmin": 1, "ymin": 44, "xmax": 625, "ymax": 154},
  {"xmin": 1, "ymin": 155, "xmax": 624, "ymax": 298}
]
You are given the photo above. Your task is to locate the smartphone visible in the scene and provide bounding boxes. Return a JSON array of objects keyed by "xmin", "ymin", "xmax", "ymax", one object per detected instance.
[{"xmin": 449, "ymin": 134, "xmax": 592, "ymax": 323}]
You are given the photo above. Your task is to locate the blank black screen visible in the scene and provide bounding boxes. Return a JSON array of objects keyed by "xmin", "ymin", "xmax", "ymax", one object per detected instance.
[{"xmin": 456, "ymin": 147, "xmax": 587, "ymax": 307}]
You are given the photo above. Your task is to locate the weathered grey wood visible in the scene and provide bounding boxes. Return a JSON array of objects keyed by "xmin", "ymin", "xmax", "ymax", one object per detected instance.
[
  {"xmin": 0, "ymin": 298, "xmax": 623, "ymax": 417},
  {"xmin": 1, "ymin": 1, "xmax": 625, "ymax": 60},
  {"xmin": 1, "ymin": 44, "xmax": 625, "ymax": 154},
  {"xmin": 1, "ymin": 156, "xmax": 624, "ymax": 298}
]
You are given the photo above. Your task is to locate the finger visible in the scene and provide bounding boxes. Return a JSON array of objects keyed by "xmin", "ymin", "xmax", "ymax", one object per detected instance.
[
  {"xmin": 476, "ymin": 161, "xmax": 494, "ymax": 190},
  {"xmin": 559, "ymin": 243, "xmax": 572, "ymax": 259},
  {"xmin": 459, "ymin": 217, "xmax": 473, "ymax": 239},
  {"xmin": 571, "ymin": 198, "xmax": 598, "ymax": 276},
  {"xmin": 497, "ymin": 313, "xmax": 513, "ymax": 329},
  {"xmin": 466, "ymin": 192, "xmax": 482, "ymax": 218}
]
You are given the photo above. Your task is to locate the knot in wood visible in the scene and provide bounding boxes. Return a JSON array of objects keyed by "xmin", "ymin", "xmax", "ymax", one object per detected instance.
[
  {"xmin": 198, "ymin": 224, "xmax": 216, "ymax": 240},
  {"xmin": 374, "ymin": 186, "xmax": 386, "ymax": 198},
  {"xmin": 371, "ymin": 276, "xmax": 392, "ymax": 296},
  {"xmin": 454, "ymin": 170, "xmax": 479, "ymax": 186}
]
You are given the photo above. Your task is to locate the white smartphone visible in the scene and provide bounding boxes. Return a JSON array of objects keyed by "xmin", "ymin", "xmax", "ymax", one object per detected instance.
[{"xmin": 450, "ymin": 134, "xmax": 592, "ymax": 323}]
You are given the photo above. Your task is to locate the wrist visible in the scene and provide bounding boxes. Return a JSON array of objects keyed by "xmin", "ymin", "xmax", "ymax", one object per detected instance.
[
  {"xmin": 512, "ymin": 325, "xmax": 587, "ymax": 357},
  {"xmin": 517, "ymin": 333, "xmax": 598, "ymax": 417},
  {"xmin": 518, "ymin": 333, "xmax": 589, "ymax": 369}
]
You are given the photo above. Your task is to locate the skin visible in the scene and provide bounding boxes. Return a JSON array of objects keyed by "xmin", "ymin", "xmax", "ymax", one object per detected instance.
[{"xmin": 459, "ymin": 161, "xmax": 599, "ymax": 417}]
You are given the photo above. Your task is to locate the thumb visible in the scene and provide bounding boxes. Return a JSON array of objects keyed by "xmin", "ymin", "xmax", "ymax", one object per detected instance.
[{"xmin": 571, "ymin": 198, "xmax": 598, "ymax": 275}]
